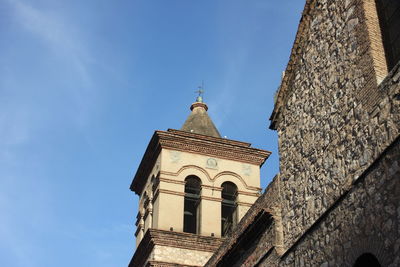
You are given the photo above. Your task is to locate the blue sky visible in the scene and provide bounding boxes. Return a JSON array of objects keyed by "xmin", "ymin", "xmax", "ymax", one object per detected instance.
[{"xmin": 0, "ymin": 1, "xmax": 304, "ymax": 266}]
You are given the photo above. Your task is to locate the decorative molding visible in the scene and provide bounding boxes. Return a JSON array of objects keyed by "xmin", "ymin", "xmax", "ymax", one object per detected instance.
[
  {"xmin": 237, "ymin": 190, "xmax": 261, "ymax": 197},
  {"xmin": 167, "ymin": 128, "xmax": 251, "ymax": 147},
  {"xmin": 150, "ymin": 229, "xmax": 222, "ymax": 252},
  {"xmin": 201, "ymin": 195, "xmax": 222, "ymax": 202},
  {"xmin": 160, "ymin": 139, "xmax": 268, "ymax": 166},
  {"xmin": 161, "ymin": 165, "xmax": 212, "ymax": 182},
  {"xmin": 237, "ymin": 201, "xmax": 254, "ymax": 207},
  {"xmin": 129, "ymin": 229, "xmax": 223, "ymax": 267},
  {"xmin": 162, "ymin": 166, "xmax": 261, "ymax": 192},
  {"xmin": 159, "ymin": 177, "xmax": 186, "ymax": 185},
  {"xmin": 214, "ymin": 171, "xmax": 262, "ymax": 192},
  {"xmin": 206, "ymin": 157, "xmax": 218, "ymax": 169},
  {"xmin": 152, "ymin": 189, "xmax": 256, "ymax": 204},
  {"xmin": 158, "ymin": 189, "xmax": 185, "ymax": 197},
  {"xmin": 130, "ymin": 129, "xmax": 270, "ymax": 195},
  {"xmin": 190, "ymin": 102, "xmax": 208, "ymax": 111},
  {"xmin": 201, "ymin": 184, "xmax": 223, "ymax": 191}
]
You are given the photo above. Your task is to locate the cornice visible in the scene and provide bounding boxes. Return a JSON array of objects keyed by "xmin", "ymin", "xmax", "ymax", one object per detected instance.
[
  {"xmin": 237, "ymin": 190, "xmax": 261, "ymax": 197},
  {"xmin": 149, "ymin": 229, "xmax": 223, "ymax": 252},
  {"xmin": 158, "ymin": 188, "xmax": 185, "ymax": 197},
  {"xmin": 130, "ymin": 132, "xmax": 162, "ymax": 195},
  {"xmin": 131, "ymin": 129, "xmax": 271, "ymax": 195},
  {"xmin": 159, "ymin": 177, "xmax": 186, "ymax": 185},
  {"xmin": 201, "ymin": 195, "xmax": 222, "ymax": 202},
  {"xmin": 129, "ymin": 229, "xmax": 223, "ymax": 267},
  {"xmin": 159, "ymin": 130, "xmax": 271, "ymax": 166},
  {"xmin": 237, "ymin": 201, "xmax": 254, "ymax": 207},
  {"xmin": 167, "ymin": 129, "xmax": 251, "ymax": 147},
  {"xmin": 190, "ymin": 102, "xmax": 208, "ymax": 111}
]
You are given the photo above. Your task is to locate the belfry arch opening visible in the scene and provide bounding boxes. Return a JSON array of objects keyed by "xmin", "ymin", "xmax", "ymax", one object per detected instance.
[
  {"xmin": 353, "ymin": 253, "xmax": 381, "ymax": 267},
  {"xmin": 221, "ymin": 181, "xmax": 238, "ymax": 237},
  {"xmin": 183, "ymin": 175, "xmax": 201, "ymax": 234}
]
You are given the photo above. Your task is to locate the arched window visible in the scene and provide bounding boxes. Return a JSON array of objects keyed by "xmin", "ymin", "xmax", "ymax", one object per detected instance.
[
  {"xmin": 376, "ymin": 0, "xmax": 400, "ymax": 71},
  {"xmin": 221, "ymin": 182, "xmax": 238, "ymax": 237},
  {"xmin": 183, "ymin": 176, "xmax": 201, "ymax": 234},
  {"xmin": 353, "ymin": 253, "xmax": 381, "ymax": 267}
]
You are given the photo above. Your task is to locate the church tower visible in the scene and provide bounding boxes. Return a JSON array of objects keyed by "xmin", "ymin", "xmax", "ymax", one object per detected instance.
[{"xmin": 129, "ymin": 95, "xmax": 271, "ymax": 267}]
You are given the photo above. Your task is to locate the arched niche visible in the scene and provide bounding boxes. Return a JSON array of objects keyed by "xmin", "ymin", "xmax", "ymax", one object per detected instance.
[{"xmin": 353, "ymin": 253, "xmax": 381, "ymax": 267}]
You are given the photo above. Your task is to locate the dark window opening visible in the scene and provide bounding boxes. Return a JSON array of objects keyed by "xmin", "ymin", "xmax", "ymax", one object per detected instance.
[
  {"xmin": 183, "ymin": 176, "xmax": 201, "ymax": 234},
  {"xmin": 376, "ymin": 0, "xmax": 400, "ymax": 71},
  {"xmin": 354, "ymin": 253, "xmax": 381, "ymax": 267},
  {"xmin": 217, "ymin": 211, "xmax": 273, "ymax": 267},
  {"xmin": 221, "ymin": 182, "xmax": 238, "ymax": 237}
]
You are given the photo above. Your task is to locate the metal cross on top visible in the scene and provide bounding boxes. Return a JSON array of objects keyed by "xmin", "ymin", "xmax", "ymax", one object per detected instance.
[{"xmin": 195, "ymin": 82, "xmax": 204, "ymax": 102}]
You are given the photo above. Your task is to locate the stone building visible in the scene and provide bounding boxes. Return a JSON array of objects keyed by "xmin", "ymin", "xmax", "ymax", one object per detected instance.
[
  {"xmin": 129, "ymin": 0, "xmax": 400, "ymax": 266},
  {"xmin": 206, "ymin": 0, "xmax": 400, "ymax": 266}
]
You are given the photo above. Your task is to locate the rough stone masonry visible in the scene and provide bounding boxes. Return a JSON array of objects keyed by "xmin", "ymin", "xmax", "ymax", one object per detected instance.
[{"xmin": 207, "ymin": 0, "xmax": 400, "ymax": 266}]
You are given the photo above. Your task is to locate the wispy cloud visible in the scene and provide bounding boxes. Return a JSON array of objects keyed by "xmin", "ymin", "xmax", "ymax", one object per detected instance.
[
  {"xmin": 0, "ymin": 0, "xmax": 99, "ymax": 150},
  {"xmin": 6, "ymin": 0, "xmax": 93, "ymax": 87},
  {"xmin": 0, "ymin": 4, "xmax": 98, "ymax": 263},
  {"xmin": 209, "ymin": 49, "xmax": 248, "ymax": 129},
  {"xmin": 209, "ymin": 3, "xmax": 254, "ymax": 132}
]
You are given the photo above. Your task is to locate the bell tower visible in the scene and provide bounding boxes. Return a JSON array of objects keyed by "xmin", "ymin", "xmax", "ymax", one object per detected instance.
[{"xmin": 128, "ymin": 96, "xmax": 271, "ymax": 267}]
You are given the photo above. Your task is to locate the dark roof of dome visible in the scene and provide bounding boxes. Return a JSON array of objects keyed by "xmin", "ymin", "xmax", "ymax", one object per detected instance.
[{"xmin": 181, "ymin": 102, "xmax": 221, "ymax": 138}]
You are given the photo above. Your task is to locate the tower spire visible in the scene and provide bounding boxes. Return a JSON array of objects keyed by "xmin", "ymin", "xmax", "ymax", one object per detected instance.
[{"xmin": 181, "ymin": 84, "xmax": 221, "ymax": 137}]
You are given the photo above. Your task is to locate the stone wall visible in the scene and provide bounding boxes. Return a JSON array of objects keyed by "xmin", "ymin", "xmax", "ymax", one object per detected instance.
[
  {"xmin": 274, "ymin": 137, "xmax": 400, "ymax": 266},
  {"xmin": 129, "ymin": 229, "xmax": 222, "ymax": 267},
  {"xmin": 273, "ymin": 0, "xmax": 400, "ymax": 249},
  {"xmin": 151, "ymin": 245, "xmax": 213, "ymax": 266},
  {"xmin": 205, "ymin": 0, "xmax": 399, "ymax": 265}
]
